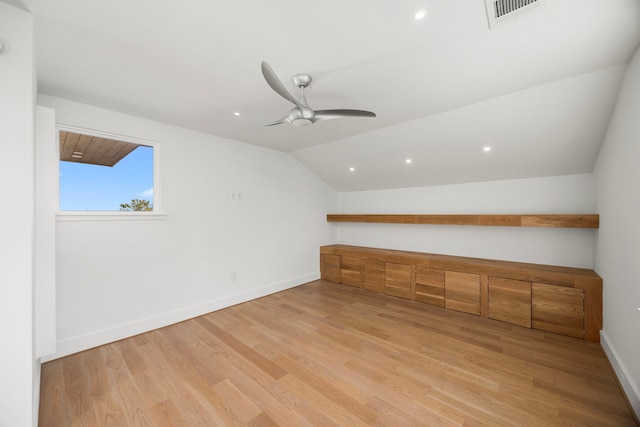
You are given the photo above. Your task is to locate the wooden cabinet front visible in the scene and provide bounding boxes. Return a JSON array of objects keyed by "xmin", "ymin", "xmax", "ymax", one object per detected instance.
[
  {"xmin": 322, "ymin": 254, "xmax": 341, "ymax": 283},
  {"xmin": 445, "ymin": 271, "xmax": 481, "ymax": 315},
  {"xmin": 341, "ymin": 256, "xmax": 361, "ymax": 287},
  {"xmin": 488, "ymin": 277, "xmax": 531, "ymax": 328},
  {"xmin": 385, "ymin": 263, "xmax": 412, "ymax": 299},
  {"xmin": 363, "ymin": 260, "xmax": 386, "ymax": 293},
  {"xmin": 532, "ymin": 283, "xmax": 584, "ymax": 339},
  {"xmin": 415, "ymin": 267, "xmax": 445, "ymax": 307}
]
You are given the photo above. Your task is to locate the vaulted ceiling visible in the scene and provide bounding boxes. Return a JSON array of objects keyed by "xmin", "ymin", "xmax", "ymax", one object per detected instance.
[{"xmin": 22, "ymin": 0, "xmax": 640, "ymax": 191}]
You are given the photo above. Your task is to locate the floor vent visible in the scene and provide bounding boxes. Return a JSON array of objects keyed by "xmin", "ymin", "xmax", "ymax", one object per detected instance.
[{"xmin": 485, "ymin": 0, "xmax": 546, "ymax": 28}]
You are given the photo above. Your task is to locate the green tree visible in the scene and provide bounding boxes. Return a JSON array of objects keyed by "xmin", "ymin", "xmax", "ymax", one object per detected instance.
[{"xmin": 119, "ymin": 198, "xmax": 153, "ymax": 211}]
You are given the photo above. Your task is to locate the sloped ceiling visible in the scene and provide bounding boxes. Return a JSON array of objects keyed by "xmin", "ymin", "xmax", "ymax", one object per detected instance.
[{"xmin": 22, "ymin": 0, "xmax": 640, "ymax": 191}]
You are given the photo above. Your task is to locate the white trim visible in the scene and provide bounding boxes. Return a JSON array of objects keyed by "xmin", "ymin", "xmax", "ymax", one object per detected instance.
[
  {"xmin": 41, "ymin": 273, "xmax": 320, "ymax": 362},
  {"xmin": 35, "ymin": 106, "xmax": 57, "ymax": 359},
  {"xmin": 56, "ymin": 212, "xmax": 166, "ymax": 221},
  {"xmin": 32, "ymin": 360, "xmax": 41, "ymax": 427},
  {"xmin": 56, "ymin": 123, "xmax": 162, "ymax": 214},
  {"xmin": 56, "ymin": 123, "xmax": 158, "ymax": 146},
  {"xmin": 600, "ymin": 330, "xmax": 640, "ymax": 419}
]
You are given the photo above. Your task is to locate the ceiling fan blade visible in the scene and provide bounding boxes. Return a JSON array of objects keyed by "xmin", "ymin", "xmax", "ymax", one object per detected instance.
[
  {"xmin": 261, "ymin": 61, "xmax": 300, "ymax": 107},
  {"xmin": 315, "ymin": 109, "xmax": 376, "ymax": 121},
  {"xmin": 264, "ymin": 116, "xmax": 290, "ymax": 127}
]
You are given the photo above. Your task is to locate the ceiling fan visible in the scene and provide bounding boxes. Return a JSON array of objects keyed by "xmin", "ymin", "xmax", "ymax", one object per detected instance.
[{"xmin": 261, "ymin": 61, "xmax": 376, "ymax": 127}]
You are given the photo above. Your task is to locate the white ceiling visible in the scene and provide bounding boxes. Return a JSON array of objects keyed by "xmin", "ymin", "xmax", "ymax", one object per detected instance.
[{"xmin": 21, "ymin": 0, "xmax": 640, "ymax": 191}]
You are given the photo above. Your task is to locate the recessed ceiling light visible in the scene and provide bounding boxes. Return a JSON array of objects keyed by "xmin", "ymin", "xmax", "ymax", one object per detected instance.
[
  {"xmin": 405, "ymin": 158, "xmax": 412, "ymax": 164},
  {"xmin": 483, "ymin": 146, "xmax": 491, "ymax": 152},
  {"xmin": 414, "ymin": 10, "xmax": 426, "ymax": 20},
  {"xmin": 349, "ymin": 167, "xmax": 355, "ymax": 172},
  {"xmin": 233, "ymin": 112, "xmax": 240, "ymax": 116}
]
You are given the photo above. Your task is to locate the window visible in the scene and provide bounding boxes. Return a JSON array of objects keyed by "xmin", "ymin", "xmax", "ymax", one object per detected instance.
[{"xmin": 58, "ymin": 127, "xmax": 160, "ymax": 215}]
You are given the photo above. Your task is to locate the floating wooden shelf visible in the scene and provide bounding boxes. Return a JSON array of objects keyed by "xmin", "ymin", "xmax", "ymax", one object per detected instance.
[{"xmin": 326, "ymin": 214, "xmax": 599, "ymax": 228}]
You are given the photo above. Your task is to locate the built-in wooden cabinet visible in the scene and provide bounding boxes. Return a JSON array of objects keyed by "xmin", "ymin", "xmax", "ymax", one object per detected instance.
[{"xmin": 320, "ymin": 245, "xmax": 602, "ymax": 342}]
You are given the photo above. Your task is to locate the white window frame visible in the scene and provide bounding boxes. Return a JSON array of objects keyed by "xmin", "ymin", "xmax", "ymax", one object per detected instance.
[{"xmin": 55, "ymin": 124, "xmax": 165, "ymax": 221}]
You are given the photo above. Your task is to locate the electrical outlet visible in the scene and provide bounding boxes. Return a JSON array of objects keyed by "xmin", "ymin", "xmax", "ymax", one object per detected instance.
[{"xmin": 231, "ymin": 272, "xmax": 237, "ymax": 282}]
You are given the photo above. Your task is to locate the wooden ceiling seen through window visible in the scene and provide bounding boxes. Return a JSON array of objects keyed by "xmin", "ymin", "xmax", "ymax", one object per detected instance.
[{"xmin": 59, "ymin": 131, "xmax": 140, "ymax": 167}]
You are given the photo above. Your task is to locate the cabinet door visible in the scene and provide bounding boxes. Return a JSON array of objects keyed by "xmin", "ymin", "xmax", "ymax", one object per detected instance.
[
  {"xmin": 322, "ymin": 254, "xmax": 341, "ymax": 284},
  {"xmin": 341, "ymin": 256, "xmax": 361, "ymax": 287},
  {"xmin": 488, "ymin": 277, "xmax": 531, "ymax": 328},
  {"xmin": 386, "ymin": 263, "xmax": 412, "ymax": 299},
  {"xmin": 532, "ymin": 283, "xmax": 584, "ymax": 338},
  {"xmin": 445, "ymin": 271, "xmax": 480, "ymax": 315},
  {"xmin": 363, "ymin": 260, "xmax": 386, "ymax": 293},
  {"xmin": 415, "ymin": 267, "xmax": 445, "ymax": 307}
]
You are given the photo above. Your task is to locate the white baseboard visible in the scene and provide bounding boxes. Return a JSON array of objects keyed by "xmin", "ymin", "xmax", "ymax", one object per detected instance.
[
  {"xmin": 42, "ymin": 272, "xmax": 319, "ymax": 363},
  {"xmin": 600, "ymin": 330, "xmax": 640, "ymax": 419}
]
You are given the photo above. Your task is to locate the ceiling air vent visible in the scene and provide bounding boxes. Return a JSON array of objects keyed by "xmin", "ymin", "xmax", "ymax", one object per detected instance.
[{"xmin": 485, "ymin": 0, "xmax": 547, "ymax": 28}]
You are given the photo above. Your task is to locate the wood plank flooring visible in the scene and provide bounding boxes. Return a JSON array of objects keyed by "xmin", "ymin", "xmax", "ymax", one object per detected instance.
[{"xmin": 39, "ymin": 280, "xmax": 638, "ymax": 426}]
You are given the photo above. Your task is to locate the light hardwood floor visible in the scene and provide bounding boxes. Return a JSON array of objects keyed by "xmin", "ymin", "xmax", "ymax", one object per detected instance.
[{"xmin": 39, "ymin": 280, "xmax": 638, "ymax": 426}]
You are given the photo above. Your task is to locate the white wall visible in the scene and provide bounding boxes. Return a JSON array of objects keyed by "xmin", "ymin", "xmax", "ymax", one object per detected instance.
[
  {"xmin": 594, "ymin": 45, "xmax": 640, "ymax": 417},
  {"xmin": 0, "ymin": 2, "xmax": 37, "ymax": 426},
  {"xmin": 337, "ymin": 174, "xmax": 595, "ymax": 268},
  {"xmin": 38, "ymin": 94, "xmax": 337, "ymax": 360}
]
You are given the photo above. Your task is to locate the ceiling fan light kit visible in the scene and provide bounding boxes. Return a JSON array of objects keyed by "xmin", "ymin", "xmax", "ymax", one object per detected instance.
[{"xmin": 261, "ymin": 61, "xmax": 376, "ymax": 127}]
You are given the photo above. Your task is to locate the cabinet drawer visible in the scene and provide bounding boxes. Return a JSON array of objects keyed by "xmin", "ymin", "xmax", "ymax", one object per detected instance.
[
  {"xmin": 532, "ymin": 283, "xmax": 584, "ymax": 338},
  {"xmin": 488, "ymin": 277, "xmax": 531, "ymax": 328},
  {"xmin": 363, "ymin": 260, "xmax": 386, "ymax": 293},
  {"xmin": 341, "ymin": 256, "xmax": 361, "ymax": 287},
  {"xmin": 322, "ymin": 254, "xmax": 341, "ymax": 284},
  {"xmin": 445, "ymin": 271, "xmax": 480, "ymax": 315},
  {"xmin": 386, "ymin": 263, "xmax": 412, "ymax": 299},
  {"xmin": 415, "ymin": 267, "xmax": 444, "ymax": 307},
  {"xmin": 341, "ymin": 270, "xmax": 360, "ymax": 287}
]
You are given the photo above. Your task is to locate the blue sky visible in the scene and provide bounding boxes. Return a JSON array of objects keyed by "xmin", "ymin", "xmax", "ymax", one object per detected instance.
[{"xmin": 59, "ymin": 145, "xmax": 154, "ymax": 211}]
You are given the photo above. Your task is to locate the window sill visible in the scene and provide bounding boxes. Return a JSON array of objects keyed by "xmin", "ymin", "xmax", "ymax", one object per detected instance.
[{"xmin": 56, "ymin": 211, "xmax": 167, "ymax": 221}]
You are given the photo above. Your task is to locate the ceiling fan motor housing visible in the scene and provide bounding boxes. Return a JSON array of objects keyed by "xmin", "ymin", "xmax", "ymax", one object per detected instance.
[{"xmin": 288, "ymin": 106, "xmax": 315, "ymax": 127}]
